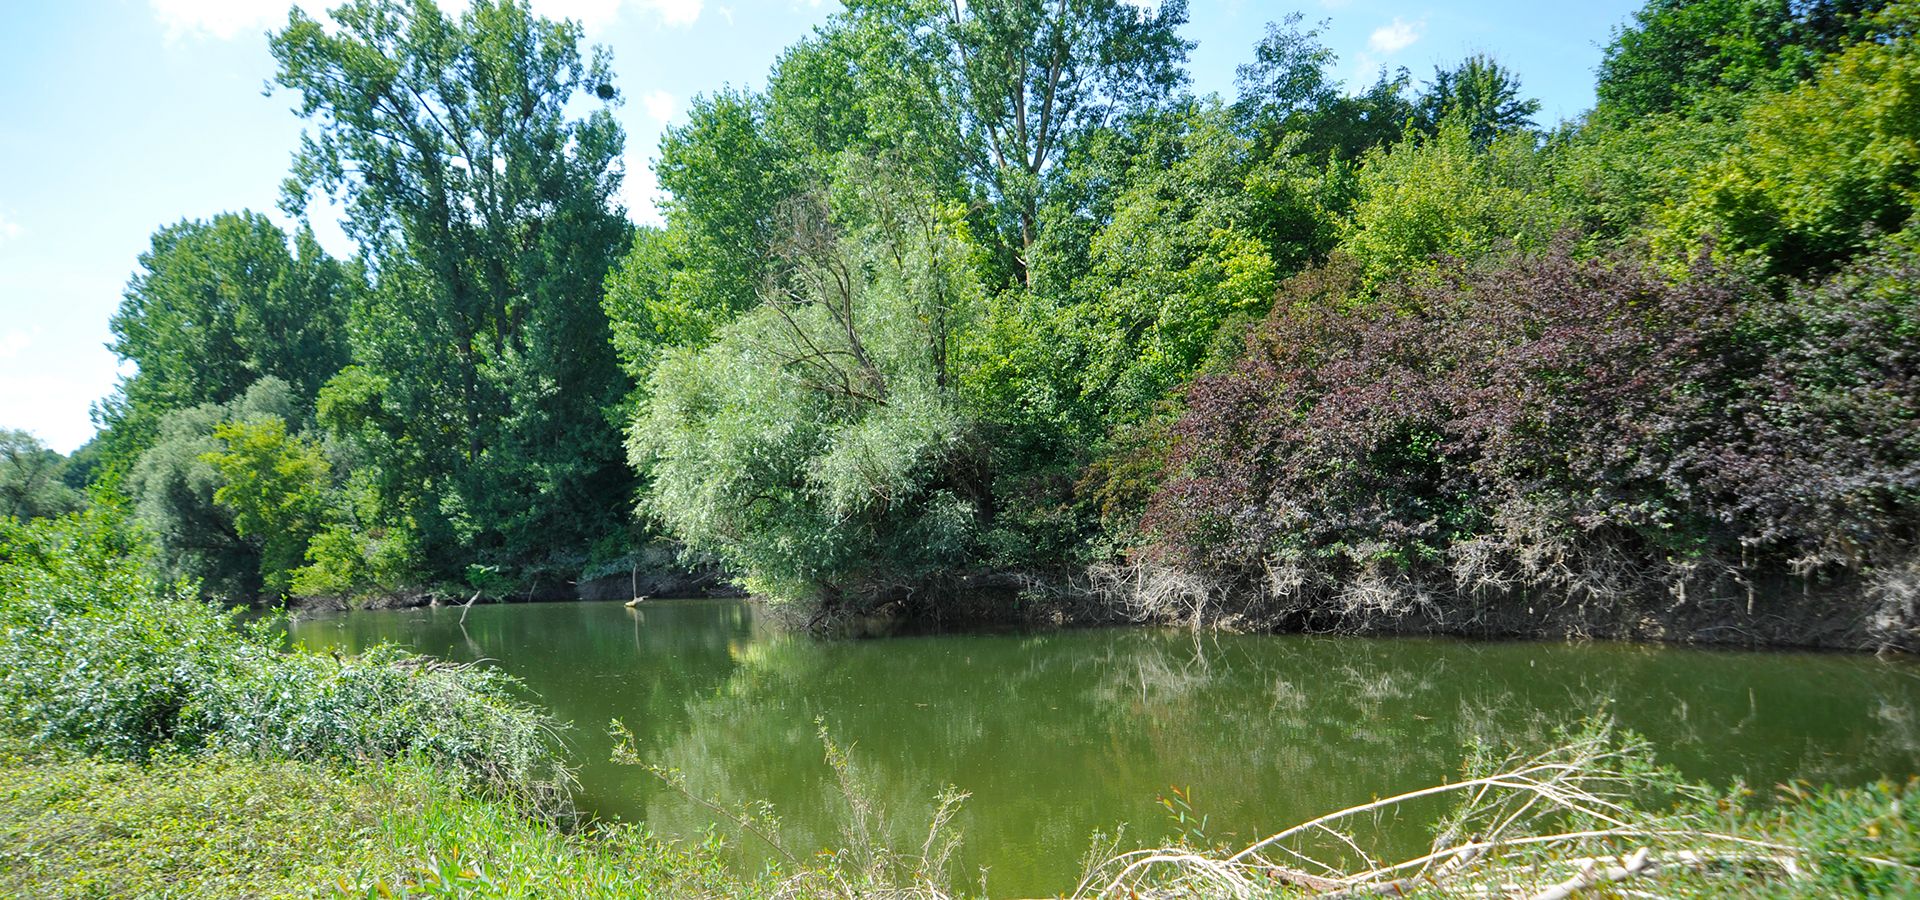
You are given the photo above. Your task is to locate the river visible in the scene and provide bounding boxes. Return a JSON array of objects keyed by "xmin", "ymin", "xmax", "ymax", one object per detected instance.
[{"xmin": 287, "ymin": 598, "xmax": 1920, "ymax": 897}]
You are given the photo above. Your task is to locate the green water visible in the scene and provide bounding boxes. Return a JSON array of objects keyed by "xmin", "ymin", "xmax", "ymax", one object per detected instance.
[{"xmin": 288, "ymin": 599, "xmax": 1920, "ymax": 896}]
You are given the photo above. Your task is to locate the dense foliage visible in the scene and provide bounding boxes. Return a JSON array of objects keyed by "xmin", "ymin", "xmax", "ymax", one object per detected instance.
[
  {"xmin": 0, "ymin": 512, "xmax": 566, "ymax": 804},
  {"xmin": 1144, "ymin": 237, "xmax": 1919, "ymax": 641},
  {"xmin": 273, "ymin": 0, "xmax": 636, "ymax": 582},
  {"xmin": 0, "ymin": 431, "xmax": 85, "ymax": 521},
  {"xmin": 97, "ymin": 211, "xmax": 350, "ymax": 489},
  {"xmin": 1595, "ymin": 0, "xmax": 1894, "ymax": 121},
  {"xmin": 593, "ymin": 0, "xmax": 1920, "ymax": 641},
  {"xmin": 14, "ymin": 0, "xmax": 1910, "ymax": 646},
  {"xmin": 71, "ymin": 0, "xmax": 646, "ymax": 605}
]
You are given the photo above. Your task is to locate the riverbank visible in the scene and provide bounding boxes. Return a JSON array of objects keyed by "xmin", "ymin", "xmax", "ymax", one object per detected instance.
[
  {"xmin": 0, "ymin": 739, "xmax": 765, "ymax": 899},
  {"xmin": 8, "ymin": 727, "xmax": 1920, "ymax": 899},
  {"xmin": 277, "ymin": 560, "xmax": 1920, "ymax": 655},
  {"xmin": 278, "ymin": 567, "xmax": 747, "ymax": 614},
  {"xmin": 9, "ymin": 511, "xmax": 1920, "ymax": 897},
  {"xmin": 772, "ymin": 560, "xmax": 1919, "ymax": 655}
]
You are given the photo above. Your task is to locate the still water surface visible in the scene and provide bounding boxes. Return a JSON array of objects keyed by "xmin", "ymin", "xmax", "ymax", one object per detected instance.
[{"xmin": 288, "ymin": 599, "xmax": 1920, "ymax": 896}]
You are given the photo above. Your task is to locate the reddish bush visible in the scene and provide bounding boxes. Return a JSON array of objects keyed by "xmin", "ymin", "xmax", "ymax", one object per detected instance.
[{"xmin": 1141, "ymin": 237, "xmax": 1920, "ymax": 642}]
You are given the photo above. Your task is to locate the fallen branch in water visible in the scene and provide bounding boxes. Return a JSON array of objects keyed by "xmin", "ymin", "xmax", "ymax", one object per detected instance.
[{"xmin": 1072, "ymin": 717, "xmax": 1917, "ymax": 899}]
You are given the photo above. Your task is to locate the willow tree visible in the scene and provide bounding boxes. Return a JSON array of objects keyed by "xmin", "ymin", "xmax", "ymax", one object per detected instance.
[
  {"xmin": 1415, "ymin": 55, "xmax": 1540, "ymax": 145},
  {"xmin": 631, "ymin": 162, "xmax": 985, "ymax": 608},
  {"xmin": 271, "ymin": 0, "xmax": 635, "ymax": 574}
]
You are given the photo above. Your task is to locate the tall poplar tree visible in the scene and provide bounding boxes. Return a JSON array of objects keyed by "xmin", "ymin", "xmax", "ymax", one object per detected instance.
[{"xmin": 272, "ymin": 0, "xmax": 635, "ymax": 574}]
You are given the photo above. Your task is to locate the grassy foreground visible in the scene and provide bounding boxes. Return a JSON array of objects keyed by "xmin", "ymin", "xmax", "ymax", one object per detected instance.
[
  {"xmin": 0, "ymin": 510, "xmax": 774, "ymax": 899},
  {"xmin": 0, "ymin": 739, "xmax": 761, "ymax": 900},
  {"xmin": 8, "ymin": 730, "xmax": 1920, "ymax": 900}
]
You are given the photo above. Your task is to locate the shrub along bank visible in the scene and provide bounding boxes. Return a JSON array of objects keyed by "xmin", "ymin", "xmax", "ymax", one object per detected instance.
[
  {"xmin": 1132, "ymin": 234, "xmax": 1920, "ymax": 649},
  {"xmin": 0, "ymin": 509, "xmax": 772, "ymax": 898},
  {"xmin": 6, "ymin": 511, "xmax": 1920, "ymax": 897}
]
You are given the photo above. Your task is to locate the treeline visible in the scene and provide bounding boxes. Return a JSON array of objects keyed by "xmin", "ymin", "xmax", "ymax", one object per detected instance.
[
  {"xmin": 604, "ymin": 0, "xmax": 1920, "ymax": 644},
  {"xmin": 49, "ymin": 0, "xmax": 1920, "ymax": 646},
  {"xmin": 79, "ymin": 3, "xmax": 638, "ymax": 601}
]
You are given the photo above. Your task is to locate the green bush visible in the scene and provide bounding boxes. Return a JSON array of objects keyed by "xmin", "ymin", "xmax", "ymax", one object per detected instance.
[
  {"xmin": 204, "ymin": 417, "xmax": 334, "ymax": 598},
  {"xmin": 1339, "ymin": 119, "xmax": 1567, "ymax": 288},
  {"xmin": 629, "ymin": 170, "xmax": 987, "ymax": 610},
  {"xmin": 1656, "ymin": 5, "xmax": 1920, "ymax": 276},
  {"xmin": 0, "ymin": 512, "xmax": 566, "ymax": 806}
]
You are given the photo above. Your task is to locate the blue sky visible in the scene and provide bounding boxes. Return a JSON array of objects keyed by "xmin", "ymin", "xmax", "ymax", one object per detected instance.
[{"xmin": 0, "ymin": 0, "xmax": 1643, "ymax": 453}]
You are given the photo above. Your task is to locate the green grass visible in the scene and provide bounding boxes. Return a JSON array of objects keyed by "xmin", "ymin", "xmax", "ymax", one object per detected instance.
[
  {"xmin": 0, "ymin": 512, "xmax": 789, "ymax": 899},
  {"xmin": 0, "ymin": 739, "xmax": 770, "ymax": 900},
  {"xmin": 1, "ymin": 741, "xmax": 403, "ymax": 899}
]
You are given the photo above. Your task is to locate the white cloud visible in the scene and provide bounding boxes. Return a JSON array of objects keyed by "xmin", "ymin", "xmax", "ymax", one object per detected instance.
[
  {"xmin": 0, "ymin": 213, "xmax": 21, "ymax": 243},
  {"xmin": 641, "ymin": 89, "xmax": 677, "ymax": 123},
  {"xmin": 0, "ymin": 328, "xmax": 32, "ymax": 361},
  {"xmin": 1367, "ymin": 16, "xmax": 1423, "ymax": 55},
  {"xmin": 622, "ymin": 153, "xmax": 667, "ymax": 227},
  {"xmin": 641, "ymin": 0, "xmax": 703, "ymax": 27},
  {"xmin": 150, "ymin": 0, "xmax": 699, "ymax": 41},
  {"xmin": 148, "ymin": 0, "xmax": 330, "ymax": 41}
]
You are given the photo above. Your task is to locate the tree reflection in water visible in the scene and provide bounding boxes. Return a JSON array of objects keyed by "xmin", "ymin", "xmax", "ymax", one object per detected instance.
[{"xmin": 289, "ymin": 600, "xmax": 1920, "ymax": 898}]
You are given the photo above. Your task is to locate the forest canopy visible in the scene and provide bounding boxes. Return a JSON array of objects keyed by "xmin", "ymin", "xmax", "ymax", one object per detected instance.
[{"xmin": 39, "ymin": 0, "xmax": 1920, "ymax": 648}]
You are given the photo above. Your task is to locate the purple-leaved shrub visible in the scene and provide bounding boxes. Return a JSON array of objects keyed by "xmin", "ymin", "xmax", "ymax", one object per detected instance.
[{"xmin": 1141, "ymin": 233, "xmax": 1919, "ymax": 647}]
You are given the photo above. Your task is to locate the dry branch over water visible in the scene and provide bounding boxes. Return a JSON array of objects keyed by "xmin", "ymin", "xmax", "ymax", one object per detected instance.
[{"xmin": 1073, "ymin": 719, "xmax": 1920, "ymax": 899}]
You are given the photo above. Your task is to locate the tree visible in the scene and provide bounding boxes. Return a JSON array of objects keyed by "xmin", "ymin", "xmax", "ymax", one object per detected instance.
[
  {"xmin": 1596, "ymin": 0, "xmax": 1893, "ymax": 121},
  {"xmin": 1232, "ymin": 14, "xmax": 1339, "ymax": 139},
  {"xmin": 127, "ymin": 379, "xmax": 301, "ymax": 600},
  {"xmin": 272, "ymin": 0, "xmax": 636, "ymax": 576},
  {"xmin": 976, "ymin": 103, "xmax": 1313, "ymax": 440},
  {"xmin": 100, "ymin": 211, "xmax": 348, "ymax": 480},
  {"xmin": 1654, "ymin": 8, "xmax": 1920, "ymax": 275},
  {"xmin": 841, "ymin": 0, "xmax": 1192, "ymax": 287},
  {"xmin": 1339, "ymin": 120, "xmax": 1568, "ymax": 287},
  {"xmin": 632, "ymin": 163, "xmax": 985, "ymax": 608},
  {"xmin": 0, "ymin": 432, "xmax": 85, "ymax": 520},
  {"xmin": 1415, "ymin": 55, "xmax": 1541, "ymax": 145},
  {"xmin": 604, "ymin": 90, "xmax": 801, "ymax": 382},
  {"xmin": 204, "ymin": 418, "xmax": 334, "ymax": 599}
]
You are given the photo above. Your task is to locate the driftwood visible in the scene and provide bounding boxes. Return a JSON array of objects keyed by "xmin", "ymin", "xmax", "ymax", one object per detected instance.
[{"xmin": 1071, "ymin": 720, "xmax": 1913, "ymax": 899}]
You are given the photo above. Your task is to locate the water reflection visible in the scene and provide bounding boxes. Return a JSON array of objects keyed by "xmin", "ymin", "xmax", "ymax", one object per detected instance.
[{"xmin": 288, "ymin": 600, "xmax": 1920, "ymax": 897}]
